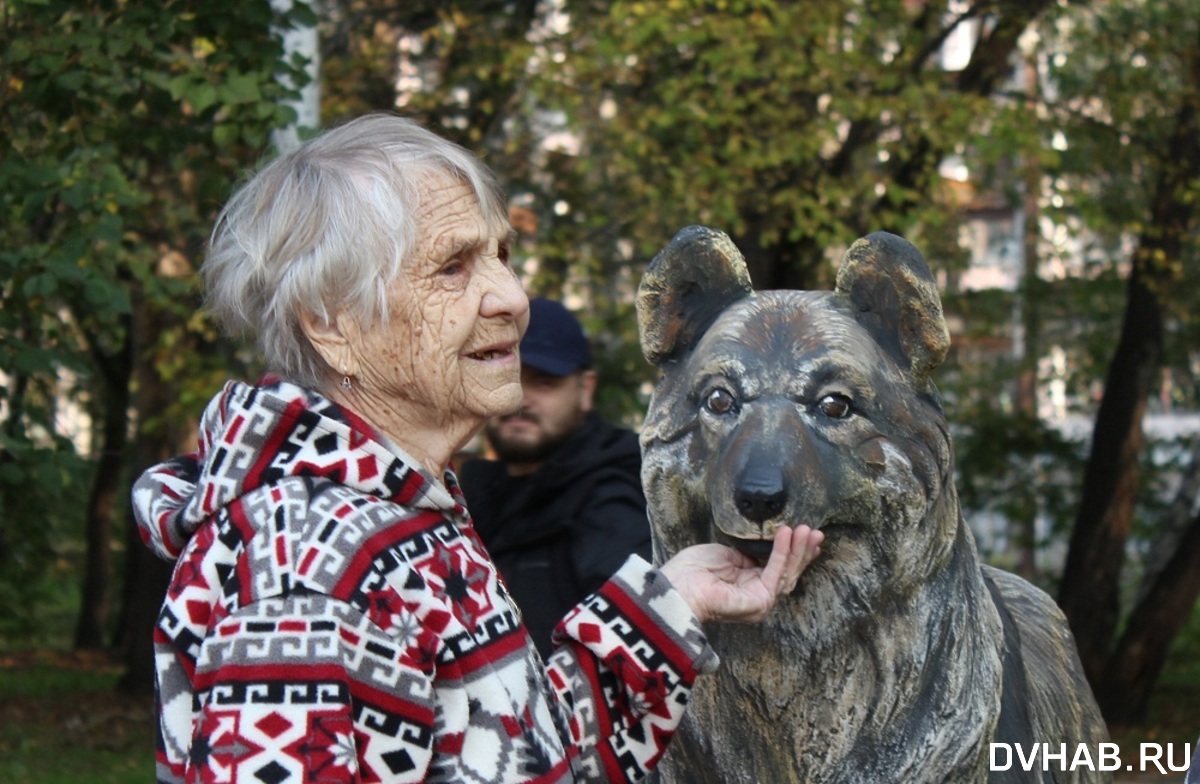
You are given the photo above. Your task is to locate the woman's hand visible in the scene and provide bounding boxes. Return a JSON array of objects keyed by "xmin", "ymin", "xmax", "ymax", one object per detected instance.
[{"xmin": 658, "ymin": 525, "xmax": 823, "ymax": 623}]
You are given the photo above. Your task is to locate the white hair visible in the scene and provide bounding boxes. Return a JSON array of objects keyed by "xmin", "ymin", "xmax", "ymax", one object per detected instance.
[{"xmin": 202, "ymin": 113, "xmax": 510, "ymax": 389}]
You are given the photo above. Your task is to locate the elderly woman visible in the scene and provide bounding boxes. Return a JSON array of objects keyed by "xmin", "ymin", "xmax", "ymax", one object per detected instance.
[{"xmin": 133, "ymin": 113, "xmax": 822, "ymax": 784}]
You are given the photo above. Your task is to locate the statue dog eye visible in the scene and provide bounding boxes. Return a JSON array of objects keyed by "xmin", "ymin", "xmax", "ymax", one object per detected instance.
[
  {"xmin": 817, "ymin": 393, "xmax": 853, "ymax": 419},
  {"xmin": 704, "ymin": 387, "xmax": 739, "ymax": 415}
]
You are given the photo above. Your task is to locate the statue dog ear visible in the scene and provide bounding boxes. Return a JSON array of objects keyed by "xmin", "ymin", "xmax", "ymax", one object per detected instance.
[
  {"xmin": 835, "ymin": 231, "xmax": 950, "ymax": 384},
  {"xmin": 637, "ymin": 225, "xmax": 754, "ymax": 366}
]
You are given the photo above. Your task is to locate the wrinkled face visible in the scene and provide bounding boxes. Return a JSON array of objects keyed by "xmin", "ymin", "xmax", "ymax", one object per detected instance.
[
  {"xmin": 349, "ymin": 174, "xmax": 529, "ymax": 426},
  {"xmin": 642, "ymin": 292, "xmax": 955, "ymax": 619},
  {"xmin": 485, "ymin": 366, "xmax": 595, "ymax": 466}
]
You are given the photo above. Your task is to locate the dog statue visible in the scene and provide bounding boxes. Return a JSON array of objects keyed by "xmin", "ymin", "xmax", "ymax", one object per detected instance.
[{"xmin": 637, "ymin": 226, "xmax": 1110, "ymax": 783}]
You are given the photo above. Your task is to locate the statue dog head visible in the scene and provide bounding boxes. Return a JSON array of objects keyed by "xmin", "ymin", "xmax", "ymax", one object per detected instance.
[{"xmin": 638, "ymin": 226, "xmax": 960, "ymax": 634}]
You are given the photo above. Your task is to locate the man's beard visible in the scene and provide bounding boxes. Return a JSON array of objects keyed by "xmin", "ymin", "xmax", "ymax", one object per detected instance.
[{"xmin": 486, "ymin": 414, "xmax": 573, "ymax": 465}]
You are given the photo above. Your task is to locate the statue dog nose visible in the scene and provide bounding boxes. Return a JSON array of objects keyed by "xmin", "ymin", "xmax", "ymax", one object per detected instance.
[{"xmin": 734, "ymin": 466, "xmax": 787, "ymax": 522}]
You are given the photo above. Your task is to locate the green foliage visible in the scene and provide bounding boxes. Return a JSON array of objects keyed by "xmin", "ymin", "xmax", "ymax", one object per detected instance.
[
  {"xmin": 496, "ymin": 0, "xmax": 989, "ymax": 287},
  {"xmin": 583, "ymin": 299, "xmax": 655, "ymax": 429},
  {"xmin": 0, "ymin": 0, "xmax": 313, "ymax": 638},
  {"xmin": 376, "ymin": 0, "xmax": 1061, "ymax": 424},
  {"xmin": 546, "ymin": 1, "xmax": 962, "ymax": 247},
  {"xmin": 1041, "ymin": 0, "xmax": 1200, "ymax": 403},
  {"xmin": 0, "ymin": 440, "xmax": 90, "ymax": 637},
  {"xmin": 953, "ymin": 406, "xmax": 1085, "ymax": 560}
]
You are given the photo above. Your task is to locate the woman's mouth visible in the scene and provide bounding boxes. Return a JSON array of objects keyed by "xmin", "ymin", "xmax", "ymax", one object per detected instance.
[{"xmin": 467, "ymin": 339, "xmax": 518, "ymax": 361}]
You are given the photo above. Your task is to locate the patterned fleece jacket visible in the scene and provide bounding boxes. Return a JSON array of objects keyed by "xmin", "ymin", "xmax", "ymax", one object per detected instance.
[{"xmin": 133, "ymin": 378, "xmax": 718, "ymax": 784}]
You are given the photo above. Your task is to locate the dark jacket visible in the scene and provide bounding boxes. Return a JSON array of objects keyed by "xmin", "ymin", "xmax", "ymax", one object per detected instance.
[{"xmin": 460, "ymin": 412, "xmax": 652, "ymax": 658}]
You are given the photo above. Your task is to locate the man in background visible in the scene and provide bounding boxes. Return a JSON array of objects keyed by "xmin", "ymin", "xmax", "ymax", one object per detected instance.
[{"xmin": 460, "ymin": 297, "xmax": 652, "ymax": 659}]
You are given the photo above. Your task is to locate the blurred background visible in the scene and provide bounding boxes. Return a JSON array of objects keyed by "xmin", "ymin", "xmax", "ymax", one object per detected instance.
[{"xmin": 2, "ymin": 0, "xmax": 1198, "ymax": 780}]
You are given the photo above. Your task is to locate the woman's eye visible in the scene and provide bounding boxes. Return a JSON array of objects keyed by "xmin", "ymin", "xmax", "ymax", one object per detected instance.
[
  {"xmin": 440, "ymin": 258, "xmax": 467, "ymax": 277},
  {"xmin": 817, "ymin": 393, "xmax": 852, "ymax": 419},
  {"xmin": 704, "ymin": 388, "xmax": 738, "ymax": 415}
]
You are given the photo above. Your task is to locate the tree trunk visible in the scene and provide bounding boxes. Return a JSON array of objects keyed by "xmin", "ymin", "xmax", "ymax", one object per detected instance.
[
  {"xmin": 116, "ymin": 302, "xmax": 188, "ymax": 695},
  {"xmin": 1097, "ymin": 47, "xmax": 1200, "ymax": 723},
  {"xmin": 733, "ymin": 219, "xmax": 823, "ymax": 291},
  {"xmin": 116, "ymin": 523, "xmax": 175, "ymax": 695},
  {"xmin": 1057, "ymin": 228, "xmax": 1165, "ymax": 684},
  {"xmin": 1098, "ymin": 511, "xmax": 1200, "ymax": 725},
  {"xmin": 1012, "ymin": 51, "xmax": 1044, "ymax": 580},
  {"xmin": 1058, "ymin": 89, "xmax": 1198, "ymax": 701},
  {"xmin": 73, "ymin": 315, "xmax": 134, "ymax": 650}
]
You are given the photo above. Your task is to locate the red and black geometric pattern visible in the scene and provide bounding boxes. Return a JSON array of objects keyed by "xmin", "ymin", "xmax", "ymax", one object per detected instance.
[{"xmin": 134, "ymin": 378, "xmax": 715, "ymax": 783}]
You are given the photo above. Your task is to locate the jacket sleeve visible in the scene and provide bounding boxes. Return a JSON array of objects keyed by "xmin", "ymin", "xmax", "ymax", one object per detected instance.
[
  {"xmin": 545, "ymin": 556, "xmax": 718, "ymax": 783},
  {"xmin": 174, "ymin": 593, "xmax": 438, "ymax": 784}
]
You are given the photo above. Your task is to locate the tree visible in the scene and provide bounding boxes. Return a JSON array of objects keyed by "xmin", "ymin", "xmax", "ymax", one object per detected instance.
[
  {"xmin": 323, "ymin": 0, "xmax": 1066, "ymax": 420},
  {"xmin": 0, "ymin": 0, "xmax": 310, "ymax": 684},
  {"xmin": 1045, "ymin": 0, "xmax": 1200, "ymax": 724},
  {"xmin": 380, "ymin": 0, "xmax": 1056, "ymax": 283}
]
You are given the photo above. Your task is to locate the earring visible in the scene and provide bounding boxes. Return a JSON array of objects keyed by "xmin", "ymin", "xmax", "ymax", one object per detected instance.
[{"xmin": 341, "ymin": 375, "xmax": 353, "ymax": 391}]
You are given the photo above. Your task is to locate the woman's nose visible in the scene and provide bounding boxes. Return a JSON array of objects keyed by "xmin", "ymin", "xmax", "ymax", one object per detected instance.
[{"xmin": 480, "ymin": 256, "xmax": 529, "ymax": 322}]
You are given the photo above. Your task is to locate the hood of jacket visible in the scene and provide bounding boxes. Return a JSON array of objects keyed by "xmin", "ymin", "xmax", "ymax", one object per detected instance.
[{"xmin": 132, "ymin": 377, "xmax": 464, "ymax": 561}]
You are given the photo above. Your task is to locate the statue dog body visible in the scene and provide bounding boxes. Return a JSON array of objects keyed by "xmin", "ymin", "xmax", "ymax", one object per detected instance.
[{"xmin": 637, "ymin": 226, "xmax": 1109, "ymax": 784}]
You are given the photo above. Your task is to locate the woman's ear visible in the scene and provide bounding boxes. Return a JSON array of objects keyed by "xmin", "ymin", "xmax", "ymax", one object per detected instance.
[{"xmin": 299, "ymin": 309, "xmax": 359, "ymax": 379}]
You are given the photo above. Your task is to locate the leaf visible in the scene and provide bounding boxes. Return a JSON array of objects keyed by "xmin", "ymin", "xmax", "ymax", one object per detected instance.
[
  {"xmin": 213, "ymin": 122, "xmax": 238, "ymax": 147},
  {"xmin": 220, "ymin": 71, "xmax": 263, "ymax": 105},
  {"xmin": 21, "ymin": 273, "xmax": 56, "ymax": 299},
  {"xmin": 166, "ymin": 73, "xmax": 192, "ymax": 102},
  {"xmin": 189, "ymin": 82, "xmax": 219, "ymax": 114},
  {"xmin": 287, "ymin": 0, "xmax": 319, "ymax": 27}
]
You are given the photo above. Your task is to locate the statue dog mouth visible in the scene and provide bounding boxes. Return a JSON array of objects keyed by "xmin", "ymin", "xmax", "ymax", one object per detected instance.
[
  {"xmin": 714, "ymin": 528, "xmax": 777, "ymax": 564},
  {"xmin": 714, "ymin": 524, "xmax": 846, "ymax": 568}
]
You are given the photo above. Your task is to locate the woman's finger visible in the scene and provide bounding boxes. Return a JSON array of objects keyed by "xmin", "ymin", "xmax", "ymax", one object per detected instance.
[
  {"xmin": 758, "ymin": 525, "xmax": 795, "ymax": 595},
  {"xmin": 778, "ymin": 525, "xmax": 823, "ymax": 595}
]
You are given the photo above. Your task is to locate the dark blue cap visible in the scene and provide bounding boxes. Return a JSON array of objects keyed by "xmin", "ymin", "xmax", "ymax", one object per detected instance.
[{"xmin": 520, "ymin": 297, "xmax": 592, "ymax": 377}]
